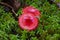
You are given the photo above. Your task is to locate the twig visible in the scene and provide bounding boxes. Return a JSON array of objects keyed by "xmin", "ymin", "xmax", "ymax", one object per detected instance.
[{"xmin": 0, "ymin": 2, "xmax": 18, "ymax": 20}]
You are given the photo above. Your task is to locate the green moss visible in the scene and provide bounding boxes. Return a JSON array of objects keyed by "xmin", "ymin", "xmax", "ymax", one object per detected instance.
[
  {"xmin": 0, "ymin": 0, "xmax": 60, "ymax": 40},
  {"xmin": 55, "ymin": 0, "xmax": 60, "ymax": 3}
]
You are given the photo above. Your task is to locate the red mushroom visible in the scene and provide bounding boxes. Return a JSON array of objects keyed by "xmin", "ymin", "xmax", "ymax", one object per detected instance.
[
  {"xmin": 18, "ymin": 13, "xmax": 38, "ymax": 31},
  {"xmin": 22, "ymin": 6, "xmax": 41, "ymax": 18}
]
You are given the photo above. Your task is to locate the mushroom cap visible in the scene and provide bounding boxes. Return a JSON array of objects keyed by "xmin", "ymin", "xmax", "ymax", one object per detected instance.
[
  {"xmin": 22, "ymin": 6, "xmax": 41, "ymax": 18},
  {"xmin": 18, "ymin": 13, "xmax": 38, "ymax": 31}
]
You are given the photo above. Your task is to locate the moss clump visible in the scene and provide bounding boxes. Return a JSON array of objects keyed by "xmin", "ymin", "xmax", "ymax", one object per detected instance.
[{"xmin": 0, "ymin": 0, "xmax": 60, "ymax": 40}]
